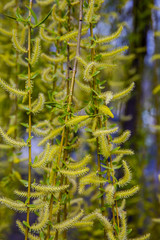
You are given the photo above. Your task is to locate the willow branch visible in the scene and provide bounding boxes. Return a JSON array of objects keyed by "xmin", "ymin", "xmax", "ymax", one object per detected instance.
[{"xmin": 25, "ymin": 1, "xmax": 33, "ymax": 240}]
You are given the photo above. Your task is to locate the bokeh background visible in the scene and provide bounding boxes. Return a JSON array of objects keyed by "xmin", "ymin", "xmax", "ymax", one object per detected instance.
[{"xmin": 0, "ymin": 0, "xmax": 160, "ymax": 239}]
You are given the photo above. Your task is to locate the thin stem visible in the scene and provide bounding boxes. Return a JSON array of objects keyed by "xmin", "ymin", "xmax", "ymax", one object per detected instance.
[
  {"xmin": 25, "ymin": 1, "xmax": 32, "ymax": 240},
  {"xmin": 89, "ymin": 4, "xmax": 106, "ymax": 239},
  {"xmin": 46, "ymin": 1, "xmax": 83, "ymax": 240}
]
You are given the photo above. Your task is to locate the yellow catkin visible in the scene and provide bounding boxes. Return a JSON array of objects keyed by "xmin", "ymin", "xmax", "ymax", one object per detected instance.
[
  {"xmin": 30, "ymin": 204, "xmax": 49, "ymax": 232},
  {"xmin": 0, "ymin": 127, "xmax": 27, "ymax": 148},
  {"xmin": 116, "ymin": 186, "xmax": 139, "ymax": 199},
  {"xmin": 99, "ymin": 105, "xmax": 114, "ymax": 118},
  {"xmin": 16, "ymin": 220, "xmax": 39, "ymax": 240},
  {"xmin": 30, "ymin": 38, "xmax": 41, "ymax": 66},
  {"xmin": 105, "ymin": 184, "xmax": 115, "ymax": 205},
  {"xmin": 36, "ymin": 0, "xmax": 54, "ymax": 5},
  {"xmin": 119, "ymin": 211, "xmax": 127, "ymax": 240},
  {"xmin": 12, "ymin": 29, "xmax": 27, "ymax": 53},
  {"xmin": 118, "ymin": 160, "xmax": 132, "ymax": 187},
  {"xmin": 42, "ymin": 67, "xmax": 54, "ymax": 83},
  {"xmin": 0, "ymin": 27, "xmax": 12, "ymax": 37},
  {"xmin": 41, "ymin": 53, "xmax": 65, "ymax": 63},
  {"xmin": 101, "ymin": 46, "xmax": 128, "ymax": 58},
  {"xmin": 32, "ymin": 93, "xmax": 45, "ymax": 114},
  {"xmin": 67, "ymin": 155, "xmax": 91, "ymax": 169},
  {"xmin": 94, "ymin": 127, "xmax": 118, "ymax": 137},
  {"xmin": 65, "ymin": 115, "xmax": 89, "ymax": 127},
  {"xmin": 75, "ymin": 79, "xmax": 91, "ymax": 93},
  {"xmin": 129, "ymin": 234, "xmax": 150, "ymax": 240},
  {"xmin": 0, "ymin": 78, "xmax": 27, "ymax": 97},
  {"xmin": 52, "ymin": 4, "xmax": 66, "ymax": 22},
  {"xmin": 85, "ymin": 0, "xmax": 94, "ymax": 23},
  {"xmin": 3, "ymin": 0, "xmax": 15, "ymax": 10},
  {"xmin": 113, "ymin": 130, "xmax": 131, "ymax": 145},
  {"xmin": 52, "ymin": 210, "xmax": 84, "ymax": 231},
  {"xmin": 60, "ymin": 167, "xmax": 89, "ymax": 177},
  {"xmin": 38, "ymin": 127, "xmax": 63, "ymax": 146},
  {"xmin": 31, "ymin": 183, "xmax": 69, "ymax": 193},
  {"xmin": 59, "ymin": 27, "xmax": 88, "ymax": 41},
  {"xmin": 114, "ymin": 149, "xmax": 134, "ymax": 155},
  {"xmin": 32, "ymin": 143, "xmax": 50, "ymax": 168},
  {"xmin": 112, "ymin": 82, "xmax": 135, "ymax": 101},
  {"xmin": 95, "ymin": 25, "xmax": 123, "ymax": 44},
  {"xmin": 40, "ymin": 26, "xmax": 55, "ymax": 42},
  {"xmin": 84, "ymin": 62, "xmax": 95, "ymax": 81}
]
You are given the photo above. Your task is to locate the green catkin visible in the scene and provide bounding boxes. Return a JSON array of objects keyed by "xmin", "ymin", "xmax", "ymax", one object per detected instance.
[
  {"xmin": 16, "ymin": 220, "xmax": 39, "ymax": 240},
  {"xmin": 112, "ymin": 82, "xmax": 135, "ymax": 101},
  {"xmin": 85, "ymin": 0, "xmax": 94, "ymax": 23},
  {"xmin": 114, "ymin": 149, "xmax": 134, "ymax": 155},
  {"xmin": 36, "ymin": 0, "xmax": 54, "ymax": 5},
  {"xmin": 76, "ymin": 56, "xmax": 88, "ymax": 67},
  {"xmin": 105, "ymin": 91, "xmax": 113, "ymax": 105},
  {"xmin": 100, "ymin": 46, "xmax": 128, "ymax": 59},
  {"xmin": 12, "ymin": 29, "xmax": 27, "ymax": 53},
  {"xmin": 42, "ymin": 67, "xmax": 54, "ymax": 83},
  {"xmin": 30, "ymin": 38, "xmax": 41, "ymax": 66},
  {"xmin": 105, "ymin": 184, "xmax": 115, "ymax": 205},
  {"xmin": 32, "ymin": 143, "xmax": 50, "ymax": 168},
  {"xmin": 119, "ymin": 211, "xmax": 127, "ymax": 240},
  {"xmin": 129, "ymin": 234, "xmax": 150, "ymax": 240},
  {"xmin": 20, "ymin": 27, "xmax": 27, "ymax": 46},
  {"xmin": 84, "ymin": 62, "xmax": 95, "ymax": 81},
  {"xmin": 65, "ymin": 115, "xmax": 89, "ymax": 126},
  {"xmin": 75, "ymin": 79, "xmax": 91, "ymax": 93},
  {"xmin": 60, "ymin": 167, "xmax": 90, "ymax": 177},
  {"xmin": 52, "ymin": 4, "xmax": 66, "ymax": 22},
  {"xmin": 3, "ymin": 0, "xmax": 15, "ymax": 10},
  {"xmin": 31, "ymin": 183, "xmax": 69, "ymax": 193},
  {"xmin": 113, "ymin": 154, "xmax": 123, "ymax": 163},
  {"xmin": 116, "ymin": 186, "xmax": 139, "ymax": 199},
  {"xmin": 39, "ymin": 26, "xmax": 55, "ymax": 42},
  {"xmin": 99, "ymin": 105, "xmax": 114, "ymax": 118},
  {"xmin": 59, "ymin": 27, "xmax": 88, "ymax": 42},
  {"xmin": 14, "ymin": 190, "xmax": 44, "ymax": 199},
  {"xmin": 118, "ymin": 160, "xmax": 132, "ymax": 187},
  {"xmin": 95, "ymin": 25, "xmax": 123, "ymax": 44},
  {"xmin": 107, "ymin": 231, "xmax": 117, "ymax": 240},
  {"xmin": 0, "ymin": 197, "xmax": 26, "ymax": 212},
  {"xmin": 67, "ymin": 155, "xmax": 91, "ymax": 169},
  {"xmin": 30, "ymin": 204, "xmax": 49, "ymax": 232},
  {"xmin": 99, "ymin": 134, "xmax": 111, "ymax": 159},
  {"xmin": 0, "ymin": 78, "xmax": 27, "ymax": 97},
  {"xmin": 0, "ymin": 127, "xmax": 27, "ymax": 148},
  {"xmin": 41, "ymin": 53, "xmax": 65, "ymax": 63},
  {"xmin": 38, "ymin": 127, "xmax": 63, "ymax": 146},
  {"xmin": 95, "ymin": 211, "xmax": 113, "ymax": 231},
  {"xmin": 112, "ymin": 130, "xmax": 131, "ymax": 144},
  {"xmin": 52, "ymin": 210, "xmax": 84, "ymax": 231},
  {"xmin": 32, "ymin": 93, "xmax": 45, "ymax": 114},
  {"xmin": 93, "ymin": 127, "xmax": 118, "ymax": 137},
  {"xmin": 0, "ymin": 27, "xmax": 12, "ymax": 36},
  {"xmin": 32, "ymin": 126, "xmax": 50, "ymax": 136}
]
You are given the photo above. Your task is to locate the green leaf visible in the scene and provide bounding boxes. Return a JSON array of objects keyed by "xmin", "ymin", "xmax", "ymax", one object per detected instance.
[
  {"xmin": 114, "ymin": 223, "xmax": 119, "ymax": 234},
  {"xmin": 20, "ymin": 179, "xmax": 28, "ymax": 187},
  {"xmin": 23, "ymin": 221, "xmax": 30, "ymax": 228},
  {"xmin": 33, "ymin": 8, "xmax": 53, "ymax": 28},
  {"xmin": 26, "ymin": 136, "xmax": 33, "ymax": 143},
  {"xmin": 20, "ymin": 123, "xmax": 29, "ymax": 128},
  {"xmin": 127, "ymin": 228, "xmax": 132, "ymax": 235},
  {"xmin": 31, "ymin": 72, "xmax": 39, "ymax": 80},
  {"xmin": 28, "ymin": 204, "xmax": 37, "ymax": 208},
  {"xmin": 25, "ymin": 6, "xmax": 38, "ymax": 24}
]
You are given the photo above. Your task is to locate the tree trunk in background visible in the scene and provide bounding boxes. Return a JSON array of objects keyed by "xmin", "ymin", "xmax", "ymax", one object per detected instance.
[{"xmin": 123, "ymin": 0, "xmax": 152, "ymax": 151}]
